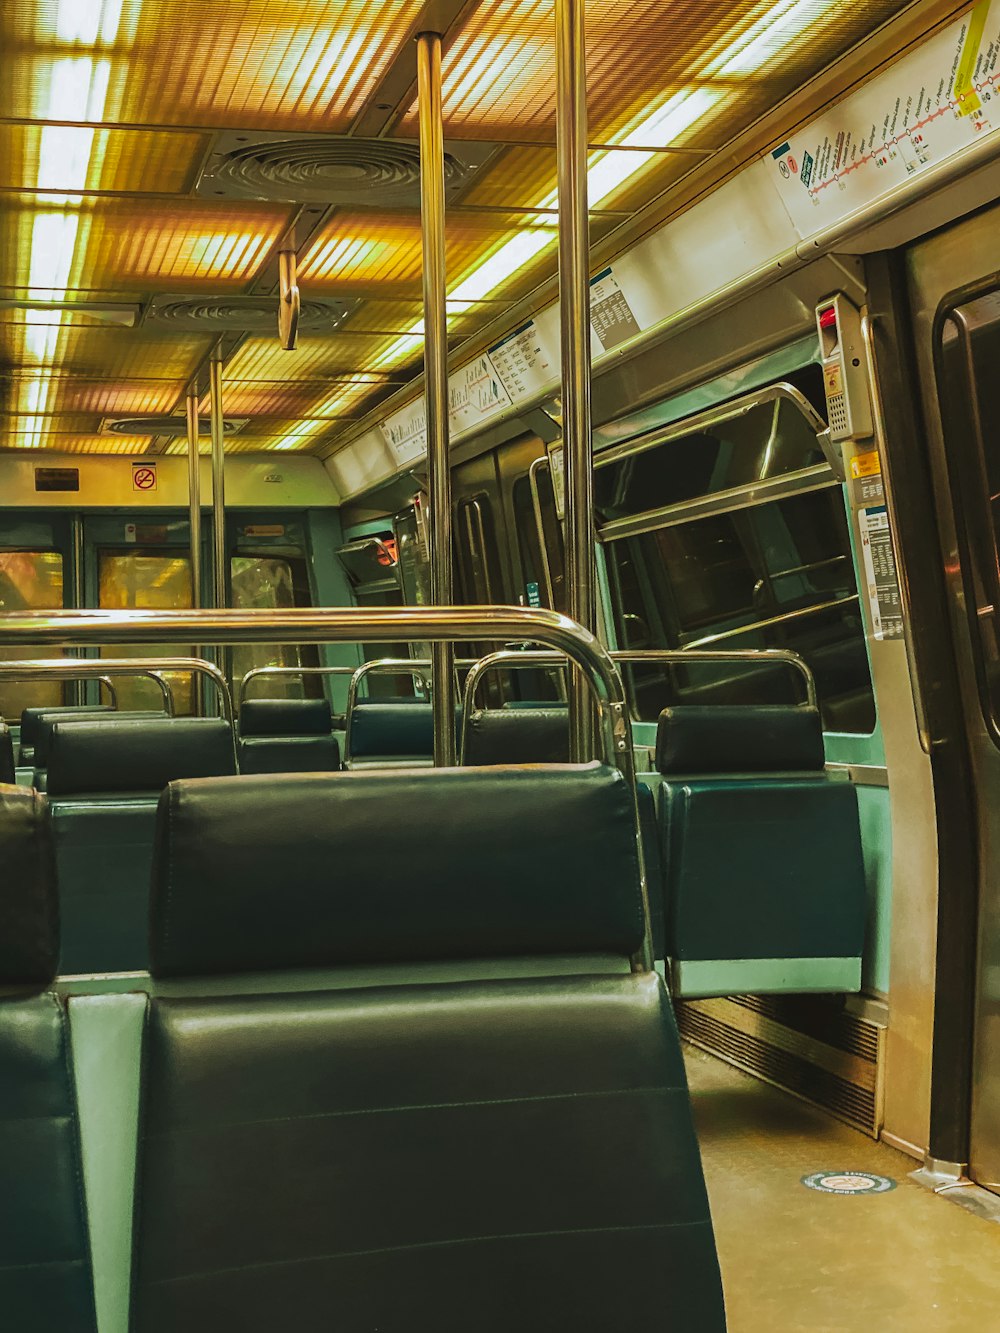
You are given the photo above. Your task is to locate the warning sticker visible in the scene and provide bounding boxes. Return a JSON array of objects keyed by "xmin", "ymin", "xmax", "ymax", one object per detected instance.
[
  {"xmin": 131, "ymin": 463, "xmax": 157, "ymax": 492},
  {"xmin": 802, "ymin": 1172, "xmax": 896, "ymax": 1196},
  {"xmin": 850, "ymin": 450, "xmax": 882, "ymax": 479},
  {"xmin": 859, "ymin": 504, "xmax": 904, "ymax": 640}
]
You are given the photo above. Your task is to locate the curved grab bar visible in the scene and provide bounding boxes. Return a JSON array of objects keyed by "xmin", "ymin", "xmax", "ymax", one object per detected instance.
[
  {"xmin": 0, "ymin": 605, "xmax": 646, "ymax": 968},
  {"xmin": 0, "ymin": 656, "xmax": 230, "ymax": 723}
]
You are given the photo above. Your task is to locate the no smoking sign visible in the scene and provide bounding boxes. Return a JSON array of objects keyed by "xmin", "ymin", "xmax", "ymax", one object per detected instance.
[{"xmin": 132, "ymin": 463, "xmax": 157, "ymax": 492}]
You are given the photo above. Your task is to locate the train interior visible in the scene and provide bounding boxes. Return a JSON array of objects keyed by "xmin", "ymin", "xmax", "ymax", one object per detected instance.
[{"xmin": 3, "ymin": 0, "xmax": 1000, "ymax": 1329}]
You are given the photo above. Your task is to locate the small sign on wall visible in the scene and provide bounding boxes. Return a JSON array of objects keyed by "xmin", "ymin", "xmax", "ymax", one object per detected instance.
[{"xmin": 132, "ymin": 462, "xmax": 157, "ymax": 492}]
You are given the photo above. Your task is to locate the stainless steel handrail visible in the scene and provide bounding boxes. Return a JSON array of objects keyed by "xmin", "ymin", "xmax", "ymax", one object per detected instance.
[
  {"xmin": 0, "ymin": 656, "xmax": 230, "ymax": 723},
  {"xmin": 593, "ymin": 380, "xmax": 830, "ymax": 472},
  {"xmin": 237, "ymin": 664, "xmax": 358, "ymax": 709},
  {"xmin": 0, "ymin": 606, "xmax": 647, "ymax": 968},
  {"xmin": 528, "ymin": 455, "xmax": 557, "ymax": 608},
  {"xmin": 460, "ymin": 647, "xmax": 818, "ymax": 747},
  {"xmin": 683, "ymin": 594, "xmax": 859, "ymax": 649}
]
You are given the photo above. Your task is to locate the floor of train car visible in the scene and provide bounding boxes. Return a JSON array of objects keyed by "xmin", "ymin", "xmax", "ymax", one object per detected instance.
[{"xmin": 685, "ymin": 1047, "xmax": 1000, "ymax": 1332}]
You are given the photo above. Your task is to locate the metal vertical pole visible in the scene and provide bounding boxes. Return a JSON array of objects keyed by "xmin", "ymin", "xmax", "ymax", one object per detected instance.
[
  {"xmin": 209, "ymin": 356, "xmax": 228, "ymax": 700},
  {"xmin": 185, "ymin": 390, "xmax": 204, "ymax": 713},
  {"xmin": 417, "ymin": 30, "xmax": 456, "ymax": 766},
  {"xmin": 70, "ymin": 515, "xmax": 86, "ymax": 704},
  {"xmin": 556, "ymin": 0, "xmax": 595, "ymax": 761}
]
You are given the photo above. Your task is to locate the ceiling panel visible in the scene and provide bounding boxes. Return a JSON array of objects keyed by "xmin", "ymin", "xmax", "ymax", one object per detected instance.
[
  {"xmin": 199, "ymin": 378, "xmax": 384, "ymax": 416},
  {"xmin": 0, "ymin": 124, "xmax": 206, "ymax": 196},
  {"xmin": 401, "ymin": 0, "xmax": 907, "ymax": 143},
  {"xmin": 2, "ymin": 0, "xmax": 425, "ymax": 132},
  {"xmin": 0, "ymin": 323, "xmax": 212, "ymax": 378},
  {"xmin": 226, "ymin": 332, "xmax": 420, "ymax": 381},
  {"xmin": 0, "ymin": 197, "xmax": 290, "ymax": 294},
  {"xmin": 0, "ymin": 430, "xmax": 151, "ymax": 453}
]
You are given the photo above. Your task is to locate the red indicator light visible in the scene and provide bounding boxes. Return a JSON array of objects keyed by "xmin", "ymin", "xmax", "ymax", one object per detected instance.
[{"xmin": 819, "ymin": 306, "xmax": 838, "ymax": 330}]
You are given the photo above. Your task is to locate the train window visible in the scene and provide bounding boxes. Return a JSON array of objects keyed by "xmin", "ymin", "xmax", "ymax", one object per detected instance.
[
  {"xmin": 595, "ymin": 395, "xmax": 825, "ymax": 521},
  {"xmin": 0, "ymin": 550, "xmax": 65, "ymax": 718},
  {"xmin": 98, "ymin": 550, "xmax": 196, "ymax": 713},
  {"xmin": 230, "ymin": 555, "xmax": 321, "ymax": 699},
  {"xmin": 938, "ymin": 290, "xmax": 1000, "ymax": 744},
  {"xmin": 603, "ymin": 466, "xmax": 875, "ymax": 733}
]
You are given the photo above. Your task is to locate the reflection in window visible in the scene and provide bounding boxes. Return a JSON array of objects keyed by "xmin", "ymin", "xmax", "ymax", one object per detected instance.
[
  {"xmin": 98, "ymin": 550, "xmax": 195, "ymax": 713},
  {"xmin": 0, "ymin": 550, "xmax": 65, "ymax": 720},
  {"xmin": 603, "ymin": 439, "xmax": 875, "ymax": 732},
  {"xmin": 231, "ymin": 555, "xmax": 321, "ymax": 701}
]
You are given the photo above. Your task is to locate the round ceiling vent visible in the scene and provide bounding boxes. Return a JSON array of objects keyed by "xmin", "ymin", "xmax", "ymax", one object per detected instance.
[
  {"xmin": 149, "ymin": 294, "xmax": 351, "ymax": 332},
  {"xmin": 104, "ymin": 415, "xmax": 247, "ymax": 438},
  {"xmin": 204, "ymin": 137, "xmax": 466, "ymax": 203}
]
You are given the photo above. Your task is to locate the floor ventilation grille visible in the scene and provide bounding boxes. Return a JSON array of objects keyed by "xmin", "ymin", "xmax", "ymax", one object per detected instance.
[{"xmin": 677, "ymin": 994, "xmax": 885, "ymax": 1137}]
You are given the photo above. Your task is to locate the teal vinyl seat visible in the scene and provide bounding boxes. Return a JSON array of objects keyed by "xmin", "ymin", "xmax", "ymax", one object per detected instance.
[
  {"xmin": 655, "ymin": 705, "xmax": 865, "ymax": 998},
  {"xmin": 0, "ymin": 784, "xmax": 97, "ymax": 1331},
  {"xmin": 30, "ymin": 709, "xmax": 167, "ymax": 788},
  {"xmin": 238, "ymin": 697, "xmax": 341, "ymax": 774},
  {"xmin": 125, "ymin": 765, "xmax": 725, "ymax": 1331},
  {"xmin": 45, "ymin": 717, "xmax": 237, "ymax": 974}
]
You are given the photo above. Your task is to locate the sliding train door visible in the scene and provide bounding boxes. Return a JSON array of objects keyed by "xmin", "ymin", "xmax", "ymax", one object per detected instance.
[{"xmin": 907, "ymin": 201, "xmax": 1000, "ymax": 1192}]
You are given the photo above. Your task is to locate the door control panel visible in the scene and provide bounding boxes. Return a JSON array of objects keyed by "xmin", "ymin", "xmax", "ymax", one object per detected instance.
[{"xmin": 816, "ymin": 294, "xmax": 874, "ymax": 443}]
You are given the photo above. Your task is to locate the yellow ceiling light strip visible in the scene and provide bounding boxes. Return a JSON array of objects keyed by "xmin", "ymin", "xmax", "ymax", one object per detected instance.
[{"xmin": 370, "ymin": 0, "xmax": 839, "ymax": 373}]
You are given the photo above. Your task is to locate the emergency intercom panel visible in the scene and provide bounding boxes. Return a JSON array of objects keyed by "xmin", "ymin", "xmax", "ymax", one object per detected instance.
[{"xmin": 815, "ymin": 294, "xmax": 874, "ymax": 443}]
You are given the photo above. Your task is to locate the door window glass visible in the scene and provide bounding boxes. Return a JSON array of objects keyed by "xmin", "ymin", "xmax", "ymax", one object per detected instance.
[
  {"xmin": 0, "ymin": 550, "xmax": 65, "ymax": 719},
  {"xmin": 230, "ymin": 555, "xmax": 321, "ymax": 700},
  {"xmin": 98, "ymin": 550, "xmax": 194, "ymax": 713},
  {"xmin": 937, "ymin": 290, "xmax": 1000, "ymax": 743},
  {"xmin": 605, "ymin": 479, "xmax": 874, "ymax": 731}
]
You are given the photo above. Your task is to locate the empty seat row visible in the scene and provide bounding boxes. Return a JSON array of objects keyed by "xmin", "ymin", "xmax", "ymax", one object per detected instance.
[{"xmin": 0, "ymin": 765, "xmax": 726, "ymax": 1331}]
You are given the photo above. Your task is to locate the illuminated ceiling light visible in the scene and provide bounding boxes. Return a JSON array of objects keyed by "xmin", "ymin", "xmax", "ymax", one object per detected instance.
[
  {"xmin": 707, "ymin": 0, "xmax": 834, "ymax": 76},
  {"xmin": 268, "ymin": 381, "xmax": 378, "ymax": 451},
  {"xmin": 55, "ymin": 0, "xmax": 123, "ymax": 47}
]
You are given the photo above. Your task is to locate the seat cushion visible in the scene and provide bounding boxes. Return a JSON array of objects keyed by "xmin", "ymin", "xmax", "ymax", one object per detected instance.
[
  {"xmin": 655, "ymin": 704, "xmax": 825, "ymax": 775},
  {"xmin": 150, "ymin": 764, "xmax": 645, "ymax": 977},
  {"xmin": 0, "ymin": 992, "xmax": 97, "ymax": 1332},
  {"xmin": 130, "ymin": 972, "xmax": 724, "ymax": 1333},
  {"xmin": 45, "ymin": 717, "xmax": 237, "ymax": 797},
  {"xmin": 239, "ymin": 698, "xmax": 332, "ymax": 738},
  {"xmin": 31, "ymin": 709, "xmax": 165, "ymax": 769},
  {"xmin": 238, "ymin": 735, "xmax": 341, "ymax": 775}
]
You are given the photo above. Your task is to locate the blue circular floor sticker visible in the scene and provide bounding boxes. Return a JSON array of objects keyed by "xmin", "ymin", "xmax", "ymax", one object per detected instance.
[{"xmin": 802, "ymin": 1171, "xmax": 896, "ymax": 1195}]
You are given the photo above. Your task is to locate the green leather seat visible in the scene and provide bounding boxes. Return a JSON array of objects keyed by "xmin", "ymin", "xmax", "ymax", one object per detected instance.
[
  {"xmin": 0, "ymin": 722, "xmax": 14, "ymax": 784},
  {"xmin": 45, "ymin": 718, "xmax": 237, "ymax": 974},
  {"xmin": 237, "ymin": 697, "xmax": 342, "ymax": 773},
  {"xmin": 0, "ymin": 784, "xmax": 97, "ymax": 1331},
  {"xmin": 343, "ymin": 699, "xmax": 435, "ymax": 767},
  {"xmin": 128, "ymin": 765, "xmax": 725, "ymax": 1331},
  {"xmin": 656, "ymin": 705, "xmax": 866, "ymax": 997},
  {"xmin": 18, "ymin": 703, "xmax": 116, "ymax": 768}
]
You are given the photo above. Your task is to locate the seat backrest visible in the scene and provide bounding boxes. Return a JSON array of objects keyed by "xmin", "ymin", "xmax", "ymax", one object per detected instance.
[
  {"xmin": 655, "ymin": 703, "xmax": 825, "ymax": 775},
  {"xmin": 345, "ymin": 699, "xmax": 434, "ymax": 761},
  {"xmin": 0, "ymin": 784, "xmax": 97, "ymax": 1331},
  {"xmin": 464, "ymin": 705, "xmax": 569, "ymax": 765},
  {"xmin": 45, "ymin": 717, "xmax": 237, "ymax": 797},
  {"xmin": 238, "ymin": 734, "xmax": 342, "ymax": 775},
  {"xmin": 149, "ymin": 763, "xmax": 645, "ymax": 977},
  {"xmin": 239, "ymin": 697, "xmax": 332, "ymax": 738},
  {"xmin": 31, "ymin": 708, "xmax": 165, "ymax": 769},
  {"xmin": 20, "ymin": 703, "xmax": 115, "ymax": 750},
  {"xmin": 129, "ymin": 765, "xmax": 724, "ymax": 1331}
]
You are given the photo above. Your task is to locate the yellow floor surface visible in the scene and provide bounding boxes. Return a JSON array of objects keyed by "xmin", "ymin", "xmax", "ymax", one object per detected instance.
[{"xmin": 685, "ymin": 1045, "xmax": 1000, "ymax": 1332}]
